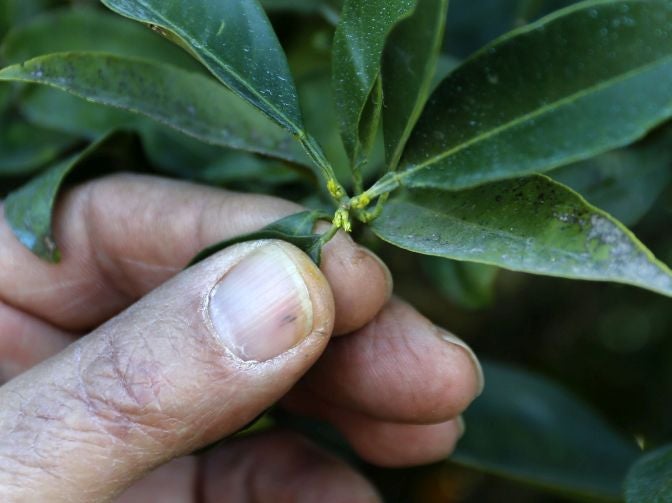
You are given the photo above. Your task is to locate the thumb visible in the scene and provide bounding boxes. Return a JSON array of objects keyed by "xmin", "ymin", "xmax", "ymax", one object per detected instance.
[{"xmin": 0, "ymin": 241, "xmax": 334, "ymax": 502}]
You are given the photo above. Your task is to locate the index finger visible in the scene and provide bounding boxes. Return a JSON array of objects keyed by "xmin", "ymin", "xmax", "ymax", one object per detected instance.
[{"xmin": 0, "ymin": 174, "xmax": 391, "ymax": 333}]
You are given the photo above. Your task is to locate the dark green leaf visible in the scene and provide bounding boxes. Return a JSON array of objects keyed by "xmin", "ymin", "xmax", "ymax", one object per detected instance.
[
  {"xmin": 1, "ymin": 6, "xmax": 201, "ymax": 71},
  {"xmin": 1, "ymin": 6, "xmax": 211, "ymax": 143},
  {"xmin": 332, "ymin": 0, "xmax": 415, "ymax": 163},
  {"xmin": 625, "ymin": 444, "xmax": 672, "ymax": 503},
  {"xmin": 420, "ymin": 256, "xmax": 498, "ymax": 309},
  {"xmin": 0, "ymin": 120, "xmax": 76, "ymax": 176},
  {"xmin": 442, "ymin": 0, "xmax": 580, "ymax": 59},
  {"xmin": 138, "ymin": 125, "xmax": 232, "ymax": 176},
  {"xmin": 431, "ymin": 54, "xmax": 460, "ymax": 91},
  {"xmin": 198, "ymin": 154, "xmax": 305, "ymax": 188},
  {"xmin": 299, "ymin": 74, "xmax": 350, "ymax": 181},
  {"xmin": 3, "ymin": 132, "xmax": 136, "ymax": 261},
  {"xmin": 260, "ymin": 0, "xmax": 342, "ymax": 23},
  {"xmin": 0, "ymin": 0, "xmax": 57, "ymax": 40},
  {"xmin": 356, "ymin": 75, "xmax": 384, "ymax": 167},
  {"xmin": 442, "ymin": 0, "xmax": 521, "ymax": 58},
  {"xmin": 382, "ymin": 0, "xmax": 449, "ymax": 168},
  {"xmin": 519, "ymin": 0, "xmax": 583, "ymax": 23},
  {"xmin": 189, "ymin": 211, "xmax": 330, "ymax": 266},
  {"xmin": 0, "ymin": 84, "xmax": 10, "ymax": 113},
  {"xmin": 20, "ymin": 86, "xmax": 137, "ymax": 139},
  {"xmin": 371, "ymin": 175, "xmax": 672, "ymax": 297},
  {"xmin": 396, "ymin": 0, "xmax": 672, "ymax": 191},
  {"xmin": 142, "ymin": 126, "xmax": 306, "ymax": 188},
  {"xmin": 0, "ymin": 53, "xmax": 310, "ymax": 165},
  {"xmin": 100, "ymin": 0, "xmax": 304, "ymax": 136},
  {"xmin": 552, "ymin": 133, "xmax": 672, "ymax": 227},
  {"xmin": 453, "ymin": 360, "xmax": 639, "ymax": 501}
]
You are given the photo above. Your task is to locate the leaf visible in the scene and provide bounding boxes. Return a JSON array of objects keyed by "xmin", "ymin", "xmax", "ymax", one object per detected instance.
[
  {"xmin": 188, "ymin": 210, "xmax": 330, "ymax": 266},
  {"xmin": 0, "ymin": 6, "xmax": 201, "ymax": 71},
  {"xmin": 0, "ymin": 53, "xmax": 310, "ymax": 165},
  {"xmin": 142, "ymin": 126, "xmax": 306, "ymax": 188},
  {"xmin": 519, "ymin": 0, "xmax": 584, "ymax": 23},
  {"xmin": 3, "ymin": 132, "xmax": 136, "ymax": 262},
  {"xmin": 332, "ymin": 0, "xmax": 416, "ymax": 163},
  {"xmin": 453, "ymin": 360, "xmax": 639, "ymax": 501},
  {"xmin": 0, "ymin": 0, "xmax": 56, "ymax": 40},
  {"xmin": 624, "ymin": 444, "xmax": 672, "ymax": 503},
  {"xmin": 394, "ymin": 0, "xmax": 672, "ymax": 191},
  {"xmin": 431, "ymin": 54, "xmax": 460, "ymax": 91},
  {"xmin": 260, "ymin": 0, "xmax": 342, "ymax": 23},
  {"xmin": 20, "ymin": 86, "xmax": 138, "ymax": 139},
  {"xmin": 382, "ymin": 0, "xmax": 449, "ymax": 168},
  {"xmin": 138, "ymin": 125, "xmax": 233, "ymax": 176},
  {"xmin": 298, "ymin": 73, "xmax": 350, "ymax": 182},
  {"xmin": 100, "ymin": 0, "xmax": 304, "ymax": 137},
  {"xmin": 198, "ymin": 153, "xmax": 306, "ymax": 189},
  {"xmin": 442, "ymin": 0, "xmax": 521, "ymax": 58},
  {"xmin": 0, "ymin": 120, "xmax": 76, "ymax": 177},
  {"xmin": 357, "ymin": 75, "xmax": 384, "ymax": 167},
  {"xmin": 371, "ymin": 175, "xmax": 672, "ymax": 297},
  {"xmin": 0, "ymin": 84, "xmax": 10, "ymax": 113},
  {"xmin": 420, "ymin": 256, "xmax": 498, "ymax": 310},
  {"xmin": 552, "ymin": 133, "xmax": 672, "ymax": 228}
]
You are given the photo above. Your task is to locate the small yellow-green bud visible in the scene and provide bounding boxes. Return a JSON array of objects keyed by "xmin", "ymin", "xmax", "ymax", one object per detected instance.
[
  {"xmin": 327, "ymin": 179, "xmax": 345, "ymax": 200},
  {"xmin": 351, "ymin": 194, "xmax": 371, "ymax": 210},
  {"xmin": 333, "ymin": 208, "xmax": 352, "ymax": 233}
]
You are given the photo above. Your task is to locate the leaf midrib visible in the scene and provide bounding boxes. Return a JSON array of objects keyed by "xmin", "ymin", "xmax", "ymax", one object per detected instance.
[
  {"xmin": 400, "ymin": 46, "xmax": 672, "ymax": 179},
  {"xmin": 123, "ymin": 0, "xmax": 303, "ymax": 136}
]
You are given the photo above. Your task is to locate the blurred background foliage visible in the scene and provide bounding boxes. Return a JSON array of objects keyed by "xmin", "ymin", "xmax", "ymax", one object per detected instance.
[{"xmin": 1, "ymin": 0, "xmax": 671, "ymax": 501}]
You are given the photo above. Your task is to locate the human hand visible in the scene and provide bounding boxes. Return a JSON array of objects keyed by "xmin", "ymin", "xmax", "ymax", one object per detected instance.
[{"xmin": 0, "ymin": 175, "xmax": 483, "ymax": 502}]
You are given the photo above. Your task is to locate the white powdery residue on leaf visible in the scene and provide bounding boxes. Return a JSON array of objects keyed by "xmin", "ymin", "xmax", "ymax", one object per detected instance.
[{"xmin": 586, "ymin": 214, "xmax": 672, "ymax": 292}]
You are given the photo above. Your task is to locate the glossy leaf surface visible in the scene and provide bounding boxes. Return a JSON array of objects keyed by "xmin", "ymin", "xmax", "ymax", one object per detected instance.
[
  {"xmin": 189, "ymin": 211, "xmax": 329, "ymax": 266},
  {"xmin": 396, "ymin": 0, "xmax": 672, "ymax": 191},
  {"xmin": 332, "ymin": 0, "xmax": 415, "ymax": 162},
  {"xmin": 625, "ymin": 444, "xmax": 672, "ymax": 503},
  {"xmin": 454, "ymin": 360, "xmax": 639, "ymax": 500},
  {"xmin": 371, "ymin": 176, "xmax": 672, "ymax": 296},
  {"xmin": 0, "ymin": 53, "xmax": 309, "ymax": 165},
  {"xmin": 1, "ymin": 6, "xmax": 200, "ymax": 71},
  {"xmin": 100, "ymin": 0, "xmax": 304, "ymax": 135},
  {"xmin": 382, "ymin": 0, "xmax": 448, "ymax": 168}
]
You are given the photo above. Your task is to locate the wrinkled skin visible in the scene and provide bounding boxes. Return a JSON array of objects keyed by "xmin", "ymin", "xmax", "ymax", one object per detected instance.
[{"xmin": 0, "ymin": 175, "xmax": 482, "ymax": 502}]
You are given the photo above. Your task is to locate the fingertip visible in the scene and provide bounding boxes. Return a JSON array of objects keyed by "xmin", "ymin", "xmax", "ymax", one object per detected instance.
[
  {"xmin": 331, "ymin": 410, "xmax": 464, "ymax": 468},
  {"xmin": 321, "ymin": 233, "xmax": 392, "ymax": 335},
  {"xmin": 300, "ymin": 299, "xmax": 482, "ymax": 424}
]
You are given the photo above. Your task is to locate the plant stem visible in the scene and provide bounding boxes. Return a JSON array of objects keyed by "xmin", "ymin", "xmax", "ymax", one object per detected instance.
[
  {"xmin": 350, "ymin": 171, "xmax": 401, "ymax": 209},
  {"xmin": 319, "ymin": 221, "xmax": 341, "ymax": 246},
  {"xmin": 360, "ymin": 192, "xmax": 389, "ymax": 222},
  {"xmin": 298, "ymin": 133, "xmax": 348, "ymax": 203}
]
